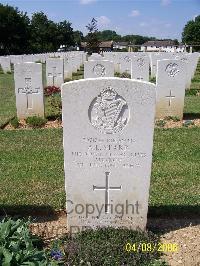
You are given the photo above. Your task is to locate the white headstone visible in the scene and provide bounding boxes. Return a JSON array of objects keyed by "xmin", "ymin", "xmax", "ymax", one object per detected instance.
[
  {"xmin": 88, "ymin": 53, "xmax": 103, "ymax": 61},
  {"xmin": 156, "ymin": 59, "xmax": 186, "ymax": 119},
  {"xmin": 0, "ymin": 57, "xmax": 11, "ymax": 73},
  {"xmin": 64, "ymin": 57, "xmax": 73, "ymax": 79},
  {"xmin": 119, "ymin": 54, "xmax": 132, "ymax": 74},
  {"xmin": 84, "ymin": 60, "xmax": 114, "ymax": 79},
  {"xmin": 14, "ymin": 62, "xmax": 44, "ymax": 119},
  {"xmin": 46, "ymin": 58, "xmax": 64, "ymax": 87},
  {"xmin": 131, "ymin": 55, "xmax": 149, "ymax": 81},
  {"xmin": 61, "ymin": 77, "xmax": 156, "ymax": 233}
]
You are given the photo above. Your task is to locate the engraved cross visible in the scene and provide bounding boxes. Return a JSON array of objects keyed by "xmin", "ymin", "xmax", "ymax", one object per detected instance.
[
  {"xmin": 165, "ymin": 90, "xmax": 175, "ymax": 106},
  {"xmin": 93, "ymin": 172, "xmax": 122, "ymax": 214},
  {"xmin": 48, "ymin": 67, "xmax": 62, "ymax": 86},
  {"xmin": 18, "ymin": 78, "xmax": 39, "ymax": 109}
]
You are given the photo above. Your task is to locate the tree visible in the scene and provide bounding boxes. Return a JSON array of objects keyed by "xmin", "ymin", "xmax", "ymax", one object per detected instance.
[
  {"xmin": 73, "ymin": 30, "xmax": 84, "ymax": 46},
  {"xmin": 85, "ymin": 18, "xmax": 100, "ymax": 54},
  {"xmin": 97, "ymin": 30, "xmax": 121, "ymax": 41},
  {"xmin": 57, "ymin": 20, "xmax": 74, "ymax": 48},
  {"xmin": 182, "ymin": 15, "xmax": 200, "ymax": 45},
  {"xmin": 0, "ymin": 4, "xmax": 30, "ymax": 55},
  {"xmin": 30, "ymin": 12, "xmax": 58, "ymax": 52}
]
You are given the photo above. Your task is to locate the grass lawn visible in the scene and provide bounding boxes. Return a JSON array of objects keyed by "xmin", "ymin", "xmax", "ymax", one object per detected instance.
[
  {"xmin": 0, "ymin": 127, "xmax": 199, "ymax": 216},
  {"xmin": 0, "ymin": 73, "xmax": 16, "ymax": 127}
]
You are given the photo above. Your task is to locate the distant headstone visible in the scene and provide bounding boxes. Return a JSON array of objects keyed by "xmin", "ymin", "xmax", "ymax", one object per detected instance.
[
  {"xmin": 46, "ymin": 58, "xmax": 64, "ymax": 87},
  {"xmin": 61, "ymin": 78, "xmax": 156, "ymax": 233},
  {"xmin": 14, "ymin": 62, "xmax": 44, "ymax": 119},
  {"xmin": 131, "ymin": 55, "xmax": 149, "ymax": 81},
  {"xmin": 64, "ymin": 57, "xmax": 73, "ymax": 79},
  {"xmin": 88, "ymin": 53, "xmax": 103, "ymax": 61},
  {"xmin": 0, "ymin": 57, "xmax": 11, "ymax": 73},
  {"xmin": 119, "ymin": 54, "xmax": 132, "ymax": 74},
  {"xmin": 156, "ymin": 59, "xmax": 186, "ymax": 119},
  {"xmin": 84, "ymin": 60, "xmax": 114, "ymax": 78}
]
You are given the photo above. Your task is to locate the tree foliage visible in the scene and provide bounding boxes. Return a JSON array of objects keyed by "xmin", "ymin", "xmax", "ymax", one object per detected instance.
[
  {"xmin": 85, "ymin": 18, "xmax": 100, "ymax": 54},
  {"xmin": 0, "ymin": 4, "xmax": 75, "ymax": 55},
  {"xmin": 182, "ymin": 15, "xmax": 200, "ymax": 45},
  {"xmin": 0, "ymin": 4, "xmax": 30, "ymax": 55}
]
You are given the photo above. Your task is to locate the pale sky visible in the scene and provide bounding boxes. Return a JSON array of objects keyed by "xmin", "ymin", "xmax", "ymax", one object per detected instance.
[{"xmin": 1, "ymin": 0, "xmax": 200, "ymax": 40}]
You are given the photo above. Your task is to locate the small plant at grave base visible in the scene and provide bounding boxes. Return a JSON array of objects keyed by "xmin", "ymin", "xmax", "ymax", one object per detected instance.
[
  {"xmin": 44, "ymin": 86, "xmax": 61, "ymax": 96},
  {"xmin": 150, "ymin": 77, "xmax": 156, "ymax": 84},
  {"xmin": 164, "ymin": 116, "xmax": 180, "ymax": 122},
  {"xmin": 155, "ymin": 119, "xmax": 166, "ymax": 127},
  {"xmin": 26, "ymin": 116, "xmax": 47, "ymax": 128},
  {"xmin": 183, "ymin": 120, "xmax": 194, "ymax": 127},
  {"xmin": 72, "ymin": 72, "xmax": 81, "ymax": 77},
  {"xmin": 63, "ymin": 227, "xmax": 166, "ymax": 265},
  {"xmin": 120, "ymin": 72, "xmax": 131, "ymax": 79},
  {"xmin": 48, "ymin": 240, "xmax": 65, "ymax": 264},
  {"xmin": 64, "ymin": 78, "xmax": 72, "ymax": 82},
  {"xmin": 0, "ymin": 218, "xmax": 53, "ymax": 265},
  {"xmin": 114, "ymin": 72, "xmax": 121, "ymax": 77},
  {"xmin": 6, "ymin": 71, "xmax": 12, "ymax": 74},
  {"xmin": 10, "ymin": 116, "xmax": 20, "ymax": 128}
]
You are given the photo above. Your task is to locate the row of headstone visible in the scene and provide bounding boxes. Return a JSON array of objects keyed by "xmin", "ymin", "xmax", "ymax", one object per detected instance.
[
  {"xmin": 61, "ymin": 51, "xmax": 199, "ymax": 233},
  {"xmin": 12, "ymin": 51, "xmax": 199, "ymax": 120},
  {"xmin": 0, "ymin": 51, "xmax": 86, "ymax": 72},
  {"xmin": 103, "ymin": 51, "xmax": 199, "ymax": 87},
  {"xmin": 13, "ymin": 52, "xmax": 85, "ymax": 119}
]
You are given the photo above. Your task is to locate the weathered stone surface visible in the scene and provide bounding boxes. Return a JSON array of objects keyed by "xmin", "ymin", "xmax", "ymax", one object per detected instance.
[
  {"xmin": 46, "ymin": 58, "xmax": 64, "ymax": 87},
  {"xmin": 84, "ymin": 60, "xmax": 114, "ymax": 78},
  {"xmin": 156, "ymin": 59, "xmax": 186, "ymax": 119},
  {"xmin": 61, "ymin": 77, "xmax": 156, "ymax": 233},
  {"xmin": 14, "ymin": 62, "xmax": 44, "ymax": 119}
]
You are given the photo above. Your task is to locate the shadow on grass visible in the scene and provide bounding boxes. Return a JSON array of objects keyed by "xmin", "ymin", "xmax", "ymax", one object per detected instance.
[
  {"xmin": 148, "ymin": 205, "xmax": 200, "ymax": 218},
  {"xmin": 0, "ymin": 204, "xmax": 58, "ymax": 221},
  {"xmin": 183, "ymin": 113, "xmax": 200, "ymax": 119}
]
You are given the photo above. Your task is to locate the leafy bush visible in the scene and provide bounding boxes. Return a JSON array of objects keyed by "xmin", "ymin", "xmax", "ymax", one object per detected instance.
[
  {"xmin": 10, "ymin": 117, "xmax": 19, "ymax": 128},
  {"xmin": 63, "ymin": 227, "xmax": 166, "ymax": 266},
  {"xmin": 46, "ymin": 94, "xmax": 62, "ymax": 120},
  {"xmin": 44, "ymin": 86, "xmax": 61, "ymax": 96},
  {"xmin": 26, "ymin": 116, "xmax": 47, "ymax": 128},
  {"xmin": 0, "ymin": 218, "xmax": 47, "ymax": 265}
]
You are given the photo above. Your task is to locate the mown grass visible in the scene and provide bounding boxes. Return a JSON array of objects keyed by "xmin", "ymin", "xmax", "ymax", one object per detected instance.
[
  {"xmin": 190, "ymin": 59, "xmax": 200, "ymax": 90},
  {"xmin": 0, "ymin": 128, "xmax": 65, "ymax": 214},
  {"xmin": 0, "ymin": 127, "xmax": 199, "ymax": 216},
  {"xmin": 0, "ymin": 73, "xmax": 16, "ymax": 127}
]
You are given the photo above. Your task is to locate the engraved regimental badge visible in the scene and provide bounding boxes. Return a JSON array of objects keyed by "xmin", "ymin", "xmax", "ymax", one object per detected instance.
[
  {"xmin": 89, "ymin": 87, "xmax": 129, "ymax": 134},
  {"xmin": 165, "ymin": 63, "xmax": 180, "ymax": 77},
  {"xmin": 137, "ymin": 57, "xmax": 145, "ymax": 68},
  {"xmin": 93, "ymin": 64, "xmax": 106, "ymax": 77}
]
